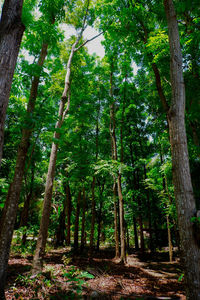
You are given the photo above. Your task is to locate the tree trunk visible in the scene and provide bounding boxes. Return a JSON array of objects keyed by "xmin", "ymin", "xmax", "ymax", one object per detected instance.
[
  {"xmin": 0, "ymin": 41, "xmax": 48, "ymax": 294},
  {"xmin": 113, "ymin": 182, "xmax": 120, "ymax": 258},
  {"xmin": 74, "ymin": 190, "xmax": 81, "ymax": 251},
  {"xmin": 117, "ymin": 173, "xmax": 126, "ymax": 263},
  {"xmin": 166, "ymin": 215, "xmax": 173, "ymax": 263},
  {"xmin": 81, "ymin": 187, "xmax": 86, "ymax": 251},
  {"xmin": 96, "ymin": 182, "xmax": 104, "ymax": 251},
  {"xmin": 133, "ymin": 216, "xmax": 139, "ymax": 250},
  {"xmin": 96, "ymin": 199, "xmax": 102, "ymax": 251},
  {"xmin": 0, "ymin": 0, "xmax": 25, "ymax": 167},
  {"xmin": 138, "ymin": 207, "xmax": 144, "ymax": 253},
  {"xmin": 118, "ymin": 86, "xmax": 126, "ymax": 263},
  {"xmin": 89, "ymin": 177, "xmax": 96, "ymax": 255},
  {"xmin": 66, "ymin": 183, "xmax": 72, "ymax": 246},
  {"xmin": 144, "ymin": 166, "xmax": 154, "ymax": 253},
  {"xmin": 126, "ymin": 223, "xmax": 130, "ymax": 251},
  {"xmin": 32, "ymin": 39, "xmax": 77, "ymax": 274},
  {"xmin": 164, "ymin": 0, "xmax": 200, "ymax": 298},
  {"xmin": 20, "ymin": 162, "xmax": 35, "ymax": 244},
  {"xmin": 55, "ymin": 182, "xmax": 69, "ymax": 246}
]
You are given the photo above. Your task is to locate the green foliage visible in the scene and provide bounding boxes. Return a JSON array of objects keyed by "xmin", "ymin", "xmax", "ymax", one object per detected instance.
[{"xmin": 62, "ymin": 266, "xmax": 94, "ymax": 296}]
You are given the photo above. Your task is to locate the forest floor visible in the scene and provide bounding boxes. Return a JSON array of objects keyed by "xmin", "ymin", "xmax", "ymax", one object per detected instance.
[{"xmin": 5, "ymin": 247, "xmax": 185, "ymax": 300}]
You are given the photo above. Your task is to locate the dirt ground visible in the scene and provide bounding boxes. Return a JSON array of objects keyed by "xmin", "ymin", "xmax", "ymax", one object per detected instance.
[{"xmin": 5, "ymin": 248, "xmax": 186, "ymax": 299}]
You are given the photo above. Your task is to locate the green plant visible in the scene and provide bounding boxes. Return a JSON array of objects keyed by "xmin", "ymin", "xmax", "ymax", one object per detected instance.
[
  {"xmin": 178, "ymin": 273, "xmax": 184, "ymax": 282},
  {"xmin": 191, "ymin": 216, "xmax": 200, "ymax": 224},
  {"xmin": 62, "ymin": 266, "xmax": 94, "ymax": 296}
]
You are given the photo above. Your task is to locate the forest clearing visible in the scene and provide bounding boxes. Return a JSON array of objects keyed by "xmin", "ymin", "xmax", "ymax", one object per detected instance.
[{"xmin": 0, "ymin": 0, "xmax": 200, "ymax": 299}]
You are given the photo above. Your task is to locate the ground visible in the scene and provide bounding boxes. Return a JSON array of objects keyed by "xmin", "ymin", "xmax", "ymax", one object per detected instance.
[{"xmin": 5, "ymin": 247, "xmax": 185, "ymax": 299}]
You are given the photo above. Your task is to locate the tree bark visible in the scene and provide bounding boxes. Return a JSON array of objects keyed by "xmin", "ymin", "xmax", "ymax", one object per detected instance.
[
  {"xmin": 0, "ymin": 41, "xmax": 48, "ymax": 295},
  {"xmin": 0, "ymin": 0, "xmax": 25, "ymax": 167},
  {"xmin": 74, "ymin": 190, "xmax": 81, "ymax": 251},
  {"xmin": 164, "ymin": 0, "xmax": 200, "ymax": 298}
]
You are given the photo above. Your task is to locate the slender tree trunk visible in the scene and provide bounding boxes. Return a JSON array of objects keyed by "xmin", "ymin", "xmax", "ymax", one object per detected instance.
[
  {"xmin": 164, "ymin": 1, "xmax": 200, "ymax": 298},
  {"xmin": 160, "ymin": 151, "xmax": 174, "ymax": 261},
  {"xmin": 0, "ymin": 0, "xmax": 25, "ymax": 167},
  {"xmin": 109, "ymin": 67, "xmax": 125, "ymax": 260},
  {"xmin": 55, "ymin": 182, "xmax": 69, "ymax": 246},
  {"xmin": 81, "ymin": 187, "xmax": 86, "ymax": 251},
  {"xmin": 20, "ymin": 163, "xmax": 35, "ymax": 244},
  {"xmin": 144, "ymin": 166, "xmax": 154, "ymax": 252},
  {"xmin": 96, "ymin": 182, "xmax": 104, "ymax": 251},
  {"xmin": 97, "ymin": 199, "xmax": 102, "ymax": 251},
  {"xmin": 117, "ymin": 173, "xmax": 126, "ymax": 263},
  {"xmin": 166, "ymin": 215, "xmax": 173, "ymax": 263},
  {"xmin": 89, "ymin": 177, "xmax": 96, "ymax": 255},
  {"xmin": 0, "ymin": 41, "xmax": 48, "ymax": 293},
  {"xmin": 133, "ymin": 216, "xmax": 139, "ymax": 250},
  {"xmin": 32, "ymin": 40, "xmax": 76, "ymax": 274},
  {"xmin": 138, "ymin": 205, "xmax": 144, "ymax": 253},
  {"xmin": 113, "ymin": 182, "xmax": 120, "ymax": 258},
  {"xmin": 136, "ymin": 171, "xmax": 144, "ymax": 253},
  {"xmin": 74, "ymin": 190, "xmax": 81, "ymax": 251},
  {"xmin": 66, "ymin": 183, "xmax": 72, "ymax": 246},
  {"xmin": 126, "ymin": 223, "xmax": 130, "ymax": 251},
  {"xmin": 118, "ymin": 85, "xmax": 126, "ymax": 263}
]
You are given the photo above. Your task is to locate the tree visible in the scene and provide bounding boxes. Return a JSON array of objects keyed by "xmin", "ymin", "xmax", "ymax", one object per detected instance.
[
  {"xmin": 32, "ymin": 0, "xmax": 103, "ymax": 273},
  {"xmin": 164, "ymin": 0, "xmax": 200, "ymax": 298},
  {"xmin": 0, "ymin": 0, "xmax": 25, "ymax": 167}
]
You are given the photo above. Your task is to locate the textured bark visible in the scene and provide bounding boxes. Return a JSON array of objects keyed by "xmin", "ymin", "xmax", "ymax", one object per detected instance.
[
  {"xmin": 0, "ymin": 0, "xmax": 25, "ymax": 167},
  {"xmin": 74, "ymin": 190, "xmax": 81, "ymax": 251},
  {"xmin": 0, "ymin": 41, "xmax": 48, "ymax": 295},
  {"xmin": 164, "ymin": 0, "xmax": 200, "ymax": 298},
  {"xmin": 81, "ymin": 187, "xmax": 86, "ymax": 251},
  {"xmin": 66, "ymin": 183, "xmax": 72, "ymax": 245}
]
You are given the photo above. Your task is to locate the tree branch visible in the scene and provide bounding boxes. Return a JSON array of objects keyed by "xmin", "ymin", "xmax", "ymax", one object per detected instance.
[{"xmin": 75, "ymin": 31, "xmax": 103, "ymax": 52}]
